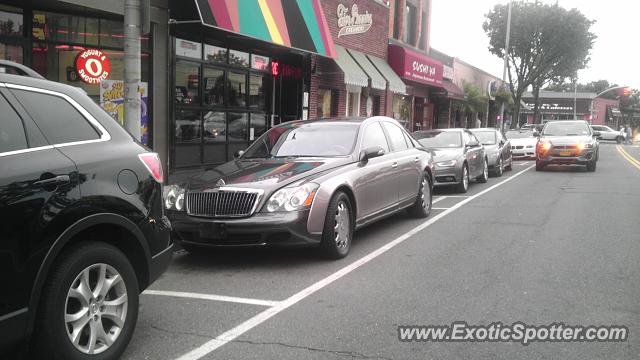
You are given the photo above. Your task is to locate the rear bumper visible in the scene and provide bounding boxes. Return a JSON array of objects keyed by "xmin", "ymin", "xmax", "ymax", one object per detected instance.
[
  {"xmin": 146, "ymin": 215, "xmax": 174, "ymax": 285},
  {"xmin": 512, "ymin": 148, "xmax": 535, "ymax": 159},
  {"xmin": 168, "ymin": 210, "xmax": 321, "ymax": 248}
]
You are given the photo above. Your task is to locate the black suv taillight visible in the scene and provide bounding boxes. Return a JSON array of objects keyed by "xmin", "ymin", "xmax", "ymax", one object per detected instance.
[{"xmin": 138, "ymin": 153, "xmax": 164, "ymax": 183}]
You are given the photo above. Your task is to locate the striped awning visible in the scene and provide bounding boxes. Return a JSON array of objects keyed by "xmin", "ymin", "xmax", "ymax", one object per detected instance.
[
  {"xmin": 334, "ymin": 45, "xmax": 368, "ymax": 88},
  {"xmin": 347, "ymin": 49, "xmax": 386, "ymax": 91},
  {"xmin": 195, "ymin": 0, "xmax": 336, "ymax": 58}
]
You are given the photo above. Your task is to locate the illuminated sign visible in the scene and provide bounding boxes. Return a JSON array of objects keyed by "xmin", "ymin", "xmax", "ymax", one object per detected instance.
[
  {"xmin": 75, "ymin": 49, "xmax": 111, "ymax": 84},
  {"xmin": 271, "ymin": 61, "xmax": 302, "ymax": 79},
  {"xmin": 251, "ymin": 55, "xmax": 270, "ymax": 71}
]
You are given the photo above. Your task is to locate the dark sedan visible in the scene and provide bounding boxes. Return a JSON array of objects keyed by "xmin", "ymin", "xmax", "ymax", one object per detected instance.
[
  {"xmin": 166, "ymin": 117, "xmax": 434, "ymax": 259},
  {"xmin": 470, "ymin": 128, "xmax": 513, "ymax": 177},
  {"xmin": 413, "ymin": 129, "xmax": 488, "ymax": 193},
  {"xmin": 535, "ymin": 120, "xmax": 600, "ymax": 171}
]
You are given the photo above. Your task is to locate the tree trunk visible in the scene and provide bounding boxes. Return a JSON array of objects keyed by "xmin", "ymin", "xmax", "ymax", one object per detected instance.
[
  {"xmin": 532, "ymin": 83, "xmax": 541, "ymax": 124},
  {"xmin": 511, "ymin": 92, "xmax": 524, "ymax": 129}
]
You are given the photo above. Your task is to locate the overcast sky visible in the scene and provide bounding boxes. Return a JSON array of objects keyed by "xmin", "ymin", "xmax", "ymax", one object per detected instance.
[{"xmin": 430, "ymin": 0, "xmax": 640, "ymax": 90}]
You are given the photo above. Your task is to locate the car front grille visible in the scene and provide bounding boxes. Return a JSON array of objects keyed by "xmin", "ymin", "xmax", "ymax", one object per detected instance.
[
  {"xmin": 186, "ymin": 190, "xmax": 261, "ymax": 218},
  {"xmin": 513, "ymin": 145, "xmax": 524, "ymax": 149}
]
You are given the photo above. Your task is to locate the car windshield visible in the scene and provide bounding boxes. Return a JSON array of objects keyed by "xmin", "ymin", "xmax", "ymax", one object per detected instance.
[
  {"xmin": 242, "ymin": 122, "xmax": 359, "ymax": 158},
  {"xmin": 505, "ymin": 131, "xmax": 534, "ymax": 139},
  {"xmin": 472, "ymin": 131, "xmax": 497, "ymax": 145},
  {"xmin": 542, "ymin": 122, "xmax": 591, "ymax": 136},
  {"xmin": 415, "ymin": 131, "xmax": 462, "ymax": 148}
]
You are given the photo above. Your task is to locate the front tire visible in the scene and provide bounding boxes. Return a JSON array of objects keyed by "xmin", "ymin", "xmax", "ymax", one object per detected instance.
[
  {"xmin": 586, "ymin": 160, "xmax": 597, "ymax": 172},
  {"xmin": 34, "ymin": 242, "xmax": 139, "ymax": 360},
  {"xmin": 320, "ymin": 192, "xmax": 353, "ymax": 259},
  {"xmin": 493, "ymin": 157, "xmax": 504, "ymax": 177},
  {"xmin": 536, "ymin": 160, "xmax": 545, "ymax": 171},
  {"xmin": 455, "ymin": 164, "xmax": 469, "ymax": 193},
  {"xmin": 476, "ymin": 159, "xmax": 489, "ymax": 183},
  {"xmin": 408, "ymin": 172, "xmax": 432, "ymax": 218}
]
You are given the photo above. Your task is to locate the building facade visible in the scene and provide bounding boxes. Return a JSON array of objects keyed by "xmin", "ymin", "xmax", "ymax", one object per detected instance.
[{"xmin": 521, "ymin": 91, "xmax": 620, "ymax": 126}]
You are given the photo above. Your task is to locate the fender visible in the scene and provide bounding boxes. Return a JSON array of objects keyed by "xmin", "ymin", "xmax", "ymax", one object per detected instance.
[{"xmin": 25, "ymin": 213, "xmax": 151, "ymax": 338}]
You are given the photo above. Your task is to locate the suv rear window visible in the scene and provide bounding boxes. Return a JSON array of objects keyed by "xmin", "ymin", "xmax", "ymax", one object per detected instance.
[{"xmin": 11, "ymin": 89, "xmax": 100, "ymax": 145}]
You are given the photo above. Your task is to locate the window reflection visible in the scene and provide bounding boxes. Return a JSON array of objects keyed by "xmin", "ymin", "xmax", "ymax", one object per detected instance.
[
  {"xmin": 204, "ymin": 111, "xmax": 226, "ymax": 142},
  {"xmin": 0, "ymin": 9, "xmax": 22, "ymax": 37},
  {"xmin": 228, "ymin": 71, "xmax": 246, "ymax": 107},
  {"xmin": 175, "ymin": 110, "xmax": 201, "ymax": 143},
  {"xmin": 204, "ymin": 67, "xmax": 224, "ymax": 106},
  {"xmin": 228, "ymin": 112, "xmax": 248, "ymax": 141},
  {"xmin": 229, "ymin": 49, "xmax": 249, "ymax": 67},
  {"xmin": 175, "ymin": 61, "xmax": 199, "ymax": 104},
  {"xmin": 249, "ymin": 73, "xmax": 266, "ymax": 109}
]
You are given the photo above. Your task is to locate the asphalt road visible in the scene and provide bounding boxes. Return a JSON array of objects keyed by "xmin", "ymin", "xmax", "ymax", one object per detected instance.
[{"xmin": 123, "ymin": 142, "xmax": 640, "ymax": 360}]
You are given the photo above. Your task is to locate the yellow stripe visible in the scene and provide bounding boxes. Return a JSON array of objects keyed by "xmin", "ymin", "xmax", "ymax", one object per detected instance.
[
  {"xmin": 257, "ymin": 0, "xmax": 284, "ymax": 45},
  {"xmin": 616, "ymin": 145, "xmax": 640, "ymax": 170}
]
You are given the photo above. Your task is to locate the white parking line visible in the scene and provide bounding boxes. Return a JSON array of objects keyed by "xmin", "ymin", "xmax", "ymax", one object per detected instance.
[
  {"xmin": 432, "ymin": 207, "xmax": 449, "ymax": 210},
  {"xmin": 442, "ymin": 195, "xmax": 470, "ymax": 198},
  {"xmin": 175, "ymin": 164, "xmax": 536, "ymax": 360},
  {"xmin": 143, "ymin": 290, "xmax": 280, "ymax": 307},
  {"xmin": 432, "ymin": 196, "xmax": 447, "ymax": 204}
]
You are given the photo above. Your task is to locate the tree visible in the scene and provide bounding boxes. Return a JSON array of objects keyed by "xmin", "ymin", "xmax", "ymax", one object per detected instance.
[{"xmin": 483, "ymin": 1, "xmax": 596, "ymax": 126}]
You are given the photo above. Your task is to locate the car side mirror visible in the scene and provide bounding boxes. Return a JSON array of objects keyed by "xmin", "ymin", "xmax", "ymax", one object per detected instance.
[
  {"xmin": 359, "ymin": 146, "xmax": 385, "ymax": 163},
  {"xmin": 592, "ymin": 131, "xmax": 601, "ymax": 138},
  {"xmin": 533, "ymin": 131, "xmax": 540, "ymax": 137},
  {"xmin": 233, "ymin": 149, "xmax": 245, "ymax": 158}
]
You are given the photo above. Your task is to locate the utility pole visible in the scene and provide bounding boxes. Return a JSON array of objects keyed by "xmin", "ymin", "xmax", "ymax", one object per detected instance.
[
  {"xmin": 500, "ymin": 1, "xmax": 512, "ymax": 132},
  {"xmin": 573, "ymin": 77, "xmax": 577, "ymax": 120},
  {"xmin": 124, "ymin": 0, "xmax": 142, "ymax": 141}
]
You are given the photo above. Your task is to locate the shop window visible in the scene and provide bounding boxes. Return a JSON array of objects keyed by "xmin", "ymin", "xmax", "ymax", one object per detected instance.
[
  {"xmin": 175, "ymin": 38, "xmax": 201, "ymax": 59},
  {"xmin": 347, "ymin": 90, "xmax": 360, "ymax": 117},
  {"xmin": 175, "ymin": 61, "xmax": 200, "ymax": 105},
  {"xmin": 372, "ymin": 96, "xmax": 381, "ymax": 116},
  {"xmin": 249, "ymin": 73, "xmax": 267, "ymax": 109},
  {"xmin": 393, "ymin": 94, "xmax": 411, "ymax": 123},
  {"xmin": 205, "ymin": 44, "xmax": 227, "ymax": 63},
  {"xmin": 228, "ymin": 71, "xmax": 247, "ymax": 107},
  {"xmin": 317, "ymin": 88, "xmax": 337, "ymax": 118},
  {"xmin": 100, "ymin": 19, "xmax": 125, "ymax": 48},
  {"xmin": 11, "ymin": 89, "xmax": 100, "ymax": 145},
  {"xmin": 251, "ymin": 55, "xmax": 269, "ymax": 71},
  {"xmin": 33, "ymin": 12, "xmax": 68, "ymax": 43},
  {"xmin": 250, "ymin": 113, "xmax": 268, "ymax": 140},
  {"xmin": 228, "ymin": 112, "xmax": 248, "ymax": 141},
  {"xmin": 203, "ymin": 111, "xmax": 226, "ymax": 142},
  {"xmin": 85, "ymin": 18, "xmax": 99, "ymax": 46},
  {"xmin": 229, "ymin": 49, "xmax": 249, "ymax": 67},
  {"xmin": 0, "ymin": 7, "xmax": 22, "ymax": 37},
  {"xmin": 403, "ymin": 3, "xmax": 418, "ymax": 46},
  {"xmin": 203, "ymin": 142, "xmax": 227, "ymax": 164},
  {"xmin": 203, "ymin": 67, "xmax": 225, "ymax": 106},
  {"xmin": 0, "ymin": 43, "xmax": 22, "ymax": 63}
]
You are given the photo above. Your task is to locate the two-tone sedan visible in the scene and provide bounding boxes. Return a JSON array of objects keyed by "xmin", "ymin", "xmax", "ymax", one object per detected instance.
[
  {"xmin": 165, "ymin": 117, "xmax": 434, "ymax": 259},
  {"xmin": 413, "ymin": 129, "xmax": 488, "ymax": 193},
  {"xmin": 506, "ymin": 129, "xmax": 538, "ymax": 160},
  {"xmin": 470, "ymin": 128, "xmax": 513, "ymax": 177},
  {"xmin": 535, "ymin": 120, "xmax": 600, "ymax": 172}
]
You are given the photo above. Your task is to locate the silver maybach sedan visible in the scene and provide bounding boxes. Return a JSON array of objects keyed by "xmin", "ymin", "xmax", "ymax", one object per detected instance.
[{"xmin": 166, "ymin": 117, "xmax": 434, "ymax": 259}]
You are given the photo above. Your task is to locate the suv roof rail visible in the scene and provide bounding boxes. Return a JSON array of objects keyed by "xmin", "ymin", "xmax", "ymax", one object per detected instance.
[{"xmin": 0, "ymin": 60, "xmax": 45, "ymax": 79}]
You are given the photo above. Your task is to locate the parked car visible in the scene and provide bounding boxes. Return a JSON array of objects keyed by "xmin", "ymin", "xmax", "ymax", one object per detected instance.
[
  {"xmin": 506, "ymin": 130, "xmax": 538, "ymax": 160},
  {"xmin": 166, "ymin": 117, "xmax": 434, "ymax": 259},
  {"xmin": 0, "ymin": 73, "xmax": 173, "ymax": 359},
  {"xmin": 413, "ymin": 129, "xmax": 488, "ymax": 193},
  {"xmin": 470, "ymin": 128, "xmax": 513, "ymax": 177},
  {"xmin": 590, "ymin": 125, "xmax": 625, "ymax": 143},
  {"xmin": 520, "ymin": 124, "xmax": 535, "ymax": 131},
  {"xmin": 535, "ymin": 120, "xmax": 600, "ymax": 171}
]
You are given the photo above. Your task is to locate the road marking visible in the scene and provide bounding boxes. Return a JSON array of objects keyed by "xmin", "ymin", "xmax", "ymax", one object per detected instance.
[
  {"xmin": 432, "ymin": 207, "xmax": 449, "ymax": 210},
  {"xmin": 442, "ymin": 195, "xmax": 470, "ymax": 198},
  {"xmin": 174, "ymin": 164, "xmax": 536, "ymax": 360},
  {"xmin": 432, "ymin": 196, "xmax": 447, "ymax": 204},
  {"xmin": 616, "ymin": 145, "xmax": 640, "ymax": 170},
  {"xmin": 143, "ymin": 290, "xmax": 280, "ymax": 307}
]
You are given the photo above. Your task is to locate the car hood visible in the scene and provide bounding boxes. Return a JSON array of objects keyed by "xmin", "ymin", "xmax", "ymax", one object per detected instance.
[
  {"xmin": 509, "ymin": 138, "xmax": 537, "ymax": 146},
  {"xmin": 184, "ymin": 157, "xmax": 353, "ymax": 193},
  {"xmin": 544, "ymin": 135, "xmax": 594, "ymax": 145},
  {"xmin": 430, "ymin": 148, "xmax": 463, "ymax": 162}
]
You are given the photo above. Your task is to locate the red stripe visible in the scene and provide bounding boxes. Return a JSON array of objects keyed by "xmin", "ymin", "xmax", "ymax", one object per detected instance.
[
  {"xmin": 312, "ymin": 0, "xmax": 335, "ymax": 58},
  {"xmin": 225, "ymin": 0, "xmax": 239, "ymax": 32},
  {"xmin": 265, "ymin": 0, "xmax": 291, "ymax": 46},
  {"xmin": 209, "ymin": 0, "xmax": 232, "ymax": 30}
]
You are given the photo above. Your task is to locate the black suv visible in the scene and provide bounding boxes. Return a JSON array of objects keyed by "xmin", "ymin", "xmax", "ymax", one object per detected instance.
[{"xmin": 0, "ymin": 72, "xmax": 173, "ymax": 359}]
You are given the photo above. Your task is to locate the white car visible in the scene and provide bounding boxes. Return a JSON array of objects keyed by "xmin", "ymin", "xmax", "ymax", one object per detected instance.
[
  {"xmin": 591, "ymin": 125, "xmax": 625, "ymax": 143},
  {"xmin": 505, "ymin": 130, "xmax": 537, "ymax": 159}
]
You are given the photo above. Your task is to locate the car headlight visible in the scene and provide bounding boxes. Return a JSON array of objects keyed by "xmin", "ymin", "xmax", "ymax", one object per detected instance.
[
  {"xmin": 436, "ymin": 159, "xmax": 457, "ymax": 167},
  {"xmin": 266, "ymin": 183, "xmax": 319, "ymax": 212},
  {"xmin": 164, "ymin": 185, "xmax": 186, "ymax": 211}
]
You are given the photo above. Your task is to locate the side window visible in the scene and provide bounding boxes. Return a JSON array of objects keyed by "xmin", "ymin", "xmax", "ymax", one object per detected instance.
[
  {"xmin": 11, "ymin": 89, "xmax": 100, "ymax": 145},
  {"xmin": 402, "ymin": 131, "xmax": 415, "ymax": 148},
  {"xmin": 381, "ymin": 122, "xmax": 409, "ymax": 151},
  {"xmin": 361, "ymin": 123, "xmax": 390, "ymax": 153},
  {"xmin": 0, "ymin": 94, "xmax": 28, "ymax": 153},
  {"xmin": 461, "ymin": 131, "xmax": 471, "ymax": 145}
]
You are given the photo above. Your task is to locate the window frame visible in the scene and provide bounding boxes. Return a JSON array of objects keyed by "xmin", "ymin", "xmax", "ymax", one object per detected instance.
[
  {"xmin": 360, "ymin": 122, "xmax": 390, "ymax": 155},
  {"xmin": 381, "ymin": 121, "xmax": 410, "ymax": 152}
]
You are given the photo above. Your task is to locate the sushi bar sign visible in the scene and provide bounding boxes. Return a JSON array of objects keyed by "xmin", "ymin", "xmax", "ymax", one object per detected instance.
[{"xmin": 336, "ymin": 3, "xmax": 373, "ymax": 37}]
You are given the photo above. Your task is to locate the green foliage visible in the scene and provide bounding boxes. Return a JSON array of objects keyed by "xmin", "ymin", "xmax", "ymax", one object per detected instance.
[{"xmin": 461, "ymin": 82, "xmax": 488, "ymax": 113}]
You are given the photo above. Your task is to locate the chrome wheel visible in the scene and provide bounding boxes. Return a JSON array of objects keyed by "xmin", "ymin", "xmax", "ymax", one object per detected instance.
[
  {"xmin": 65, "ymin": 263, "xmax": 128, "ymax": 355},
  {"xmin": 483, "ymin": 160, "xmax": 489, "ymax": 179},
  {"xmin": 462, "ymin": 166, "xmax": 469, "ymax": 191},
  {"xmin": 420, "ymin": 177, "xmax": 431, "ymax": 212},
  {"xmin": 334, "ymin": 201, "xmax": 350, "ymax": 249},
  {"xmin": 496, "ymin": 157, "xmax": 503, "ymax": 176}
]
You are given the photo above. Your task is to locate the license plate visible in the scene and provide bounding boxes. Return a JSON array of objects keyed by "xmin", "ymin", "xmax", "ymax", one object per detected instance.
[
  {"xmin": 558, "ymin": 151, "xmax": 572, "ymax": 156},
  {"xmin": 199, "ymin": 223, "xmax": 226, "ymax": 239}
]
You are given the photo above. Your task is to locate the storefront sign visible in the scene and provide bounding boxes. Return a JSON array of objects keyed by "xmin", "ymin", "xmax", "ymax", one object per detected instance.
[
  {"xmin": 388, "ymin": 45, "xmax": 443, "ymax": 86},
  {"xmin": 100, "ymin": 80, "xmax": 149, "ymax": 145},
  {"xmin": 524, "ymin": 102, "xmax": 573, "ymax": 111},
  {"xmin": 337, "ymin": 4, "xmax": 373, "ymax": 37},
  {"xmin": 251, "ymin": 55, "xmax": 270, "ymax": 71},
  {"xmin": 75, "ymin": 49, "xmax": 111, "ymax": 84},
  {"xmin": 271, "ymin": 61, "xmax": 302, "ymax": 79},
  {"xmin": 443, "ymin": 65, "xmax": 454, "ymax": 80}
]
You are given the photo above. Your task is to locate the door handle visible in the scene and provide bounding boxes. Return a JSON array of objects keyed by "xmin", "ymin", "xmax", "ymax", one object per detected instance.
[
  {"xmin": 391, "ymin": 162, "xmax": 398, "ymax": 169},
  {"xmin": 34, "ymin": 175, "xmax": 70, "ymax": 187}
]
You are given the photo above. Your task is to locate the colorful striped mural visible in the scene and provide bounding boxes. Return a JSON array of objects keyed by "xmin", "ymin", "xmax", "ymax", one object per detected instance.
[{"xmin": 196, "ymin": 0, "xmax": 336, "ymax": 58}]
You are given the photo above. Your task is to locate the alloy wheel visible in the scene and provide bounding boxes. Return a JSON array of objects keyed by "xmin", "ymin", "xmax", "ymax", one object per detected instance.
[
  {"xmin": 65, "ymin": 263, "xmax": 128, "ymax": 355},
  {"xmin": 497, "ymin": 157, "xmax": 503, "ymax": 176},
  {"xmin": 483, "ymin": 160, "xmax": 489, "ymax": 179},
  {"xmin": 421, "ymin": 177, "xmax": 431, "ymax": 212},
  {"xmin": 463, "ymin": 166, "xmax": 469, "ymax": 191},
  {"xmin": 334, "ymin": 201, "xmax": 351, "ymax": 249}
]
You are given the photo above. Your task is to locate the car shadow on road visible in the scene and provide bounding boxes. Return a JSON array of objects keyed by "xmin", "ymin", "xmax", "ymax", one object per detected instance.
[{"xmin": 539, "ymin": 165, "xmax": 589, "ymax": 173}]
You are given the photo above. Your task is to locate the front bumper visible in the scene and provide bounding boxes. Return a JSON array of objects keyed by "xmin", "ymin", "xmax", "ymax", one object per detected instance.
[
  {"xmin": 537, "ymin": 148, "xmax": 597, "ymax": 165},
  {"xmin": 146, "ymin": 215, "xmax": 174, "ymax": 285},
  {"xmin": 168, "ymin": 210, "xmax": 321, "ymax": 248},
  {"xmin": 512, "ymin": 147, "xmax": 535, "ymax": 159},
  {"xmin": 433, "ymin": 166, "xmax": 461, "ymax": 186}
]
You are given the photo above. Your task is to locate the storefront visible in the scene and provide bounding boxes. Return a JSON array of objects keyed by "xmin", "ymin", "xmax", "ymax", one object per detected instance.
[
  {"xmin": 388, "ymin": 42, "xmax": 456, "ymax": 131},
  {"xmin": 0, "ymin": 0, "xmax": 170, "ymax": 164},
  {"xmin": 169, "ymin": 0, "xmax": 335, "ymax": 174},
  {"xmin": 309, "ymin": 0, "xmax": 406, "ymax": 121},
  {"xmin": 520, "ymin": 92, "xmax": 613, "ymax": 125}
]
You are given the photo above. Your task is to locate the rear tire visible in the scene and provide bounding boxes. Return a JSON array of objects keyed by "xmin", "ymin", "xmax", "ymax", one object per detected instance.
[
  {"xmin": 617, "ymin": 136, "xmax": 624, "ymax": 144},
  {"xmin": 408, "ymin": 172, "xmax": 432, "ymax": 218},
  {"xmin": 320, "ymin": 192, "xmax": 353, "ymax": 259},
  {"xmin": 34, "ymin": 242, "xmax": 139, "ymax": 360},
  {"xmin": 586, "ymin": 160, "xmax": 597, "ymax": 172},
  {"xmin": 476, "ymin": 159, "xmax": 489, "ymax": 183},
  {"xmin": 455, "ymin": 164, "xmax": 469, "ymax": 193},
  {"xmin": 492, "ymin": 157, "xmax": 504, "ymax": 177},
  {"xmin": 535, "ymin": 161, "xmax": 545, "ymax": 171}
]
